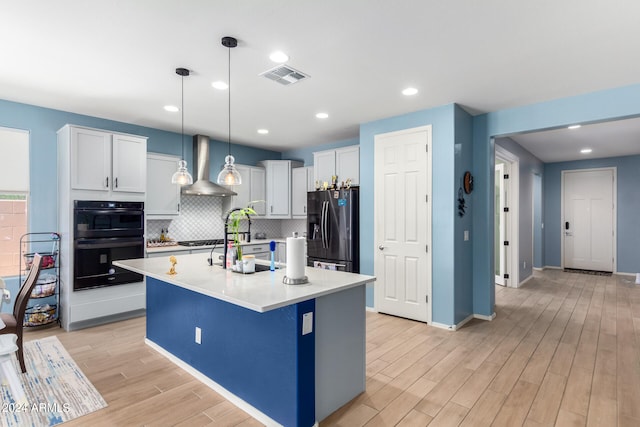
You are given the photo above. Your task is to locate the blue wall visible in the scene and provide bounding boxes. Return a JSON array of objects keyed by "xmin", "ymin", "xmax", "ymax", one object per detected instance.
[
  {"xmin": 473, "ymin": 83, "xmax": 640, "ymax": 317},
  {"xmin": 453, "ymin": 106, "xmax": 474, "ymax": 324},
  {"xmin": 543, "ymin": 155, "xmax": 640, "ymax": 273},
  {"xmin": 360, "ymin": 104, "xmax": 459, "ymax": 325},
  {"xmin": 281, "ymin": 137, "xmax": 359, "ymax": 166}
]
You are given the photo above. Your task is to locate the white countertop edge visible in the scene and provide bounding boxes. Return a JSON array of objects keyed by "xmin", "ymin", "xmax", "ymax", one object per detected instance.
[{"xmin": 114, "ymin": 255, "xmax": 374, "ymax": 313}]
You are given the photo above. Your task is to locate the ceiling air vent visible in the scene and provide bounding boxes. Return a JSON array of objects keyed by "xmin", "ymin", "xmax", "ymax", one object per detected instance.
[{"xmin": 260, "ymin": 65, "xmax": 309, "ymax": 86}]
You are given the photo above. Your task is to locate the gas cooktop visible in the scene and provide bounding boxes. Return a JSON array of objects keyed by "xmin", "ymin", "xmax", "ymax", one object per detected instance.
[{"xmin": 177, "ymin": 239, "xmax": 225, "ymax": 247}]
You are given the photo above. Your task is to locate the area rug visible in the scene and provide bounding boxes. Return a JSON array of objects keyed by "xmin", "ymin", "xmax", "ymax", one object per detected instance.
[
  {"xmin": 0, "ymin": 336, "xmax": 107, "ymax": 427},
  {"xmin": 564, "ymin": 268, "xmax": 612, "ymax": 276}
]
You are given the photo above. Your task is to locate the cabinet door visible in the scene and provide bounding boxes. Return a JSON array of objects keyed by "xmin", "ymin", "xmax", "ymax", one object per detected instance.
[
  {"xmin": 313, "ymin": 150, "xmax": 335, "ymax": 186},
  {"xmin": 292, "ymin": 167, "xmax": 308, "ymax": 218},
  {"xmin": 70, "ymin": 127, "xmax": 111, "ymax": 191},
  {"xmin": 250, "ymin": 167, "xmax": 266, "ymax": 216},
  {"xmin": 335, "ymin": 145, "xmax": 360, "ymax": 186},
  {"xmin": 147, "ymin": 153, "xmax": 181, "ymax": 216},
  {"xmin": 112, "ymin": 134, "xmax": 147, "ymax": 193},
  {"xmin": 267, "ymin": 161, "xmax": 291, "ymax": 217},
  {"xmin": 306, "ymin": 166, "xmax": 315, "ymax": 191}
]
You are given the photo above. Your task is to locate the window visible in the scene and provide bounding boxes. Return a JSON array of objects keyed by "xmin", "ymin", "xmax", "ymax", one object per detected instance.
[{"xmin": 0, "ymin": 127, "xmax": 29, "ymax": 277}]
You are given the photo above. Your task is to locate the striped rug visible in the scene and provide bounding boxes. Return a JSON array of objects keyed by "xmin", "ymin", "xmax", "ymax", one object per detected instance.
[{"xmin": 1, "ymin": 336, "xmax": 107, "ymax": 427}]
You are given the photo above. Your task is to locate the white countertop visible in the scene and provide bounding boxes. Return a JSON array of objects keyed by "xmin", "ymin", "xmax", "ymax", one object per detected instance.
[
  {"xmin": 145, "ymin": 238, "xmax": 288, "ymax": 254},
  {"xmin": 114, "ymin": 253, "xmax": 374, "ymax": 313}
]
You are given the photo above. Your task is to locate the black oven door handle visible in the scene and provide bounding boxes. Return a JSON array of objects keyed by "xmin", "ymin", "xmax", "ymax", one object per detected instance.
[
  {"xmin": 75, "ymin": 237, "xmax": 144, "ymax": 249},
  {"xmin": 75, "ymin": 209, "xmax": 143, "ymax": 214}
]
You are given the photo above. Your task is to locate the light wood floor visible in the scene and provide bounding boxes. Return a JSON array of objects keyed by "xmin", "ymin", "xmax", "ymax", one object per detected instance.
[{"xmin": 25, "ymin": 270, "xmax": 640, "ymax": 426}]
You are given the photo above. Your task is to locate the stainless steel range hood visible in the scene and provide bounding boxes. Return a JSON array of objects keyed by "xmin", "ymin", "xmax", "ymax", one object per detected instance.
[{"xmin": 181, "ymin": 135, "xmax": 237, "ymax": 197}]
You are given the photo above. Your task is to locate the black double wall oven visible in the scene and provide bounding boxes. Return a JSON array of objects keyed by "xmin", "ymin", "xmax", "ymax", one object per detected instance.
[{"xmin": 73, "ymin": 200, "xmax": 144, "ymax": 291}]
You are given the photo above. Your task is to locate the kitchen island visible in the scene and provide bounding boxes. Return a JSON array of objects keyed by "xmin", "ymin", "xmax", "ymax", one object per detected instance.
[{"xmin": 114, "ymin": 253, "xmax": 374, "ymax": 427}]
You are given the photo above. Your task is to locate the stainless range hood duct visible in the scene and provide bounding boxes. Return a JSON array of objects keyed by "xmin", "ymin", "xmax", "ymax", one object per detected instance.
[{"xmin": 181, "ymin": 135, "xmax": 237, "ymax": 197}]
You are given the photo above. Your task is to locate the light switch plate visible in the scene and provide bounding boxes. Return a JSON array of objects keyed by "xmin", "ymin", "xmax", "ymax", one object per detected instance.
[
  {"xmin": 195, "ymin": 327, "xmax": 202, "ymax": 344},
  {"xmin": 302, "ymin": 312, "xmax": 313, "ymax": 335},
  {"xmin": 464, "ymin": 230, "xmax": 469, "ymax": 241}
]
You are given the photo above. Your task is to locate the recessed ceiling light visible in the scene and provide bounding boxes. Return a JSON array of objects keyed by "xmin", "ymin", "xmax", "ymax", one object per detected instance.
[
  {"xmin": 257, "ymin": 129, "xmax": 269, "ymax": 135},
  {"xmin": 568, "ymin": 124, "xmax": 581, "ymax": 129},
  {"xmin": 580, "ymin": 148, "xmax": 592, "ymax": 154},
  {"xmin": 316, "ymin": 112, "xmax": 329, "ymax": 119},
  {"xmin": 269, "ymin": 51, "xmax": 289, "ymax": 63},
  {"xmin": 212, "ymin": 81, "xmax": 228, "ymax": 90},
  {"xmin": 164, "ymin": 105, "xmax": 179, "ymax": 112},
  {"xmin": 402, "ymin": 87, "xmax": 418, "ymax": 96}
]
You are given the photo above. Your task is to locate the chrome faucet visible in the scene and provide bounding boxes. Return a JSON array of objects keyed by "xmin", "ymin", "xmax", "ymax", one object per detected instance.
[{"xmin": 223, "ymin": 208, "xmax": 252, "ymax": 269}]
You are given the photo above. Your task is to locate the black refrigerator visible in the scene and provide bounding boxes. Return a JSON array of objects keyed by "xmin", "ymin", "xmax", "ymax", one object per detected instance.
[{"xmin": 307, "ymin": 188, "xmax": 359, "ymax": 273}]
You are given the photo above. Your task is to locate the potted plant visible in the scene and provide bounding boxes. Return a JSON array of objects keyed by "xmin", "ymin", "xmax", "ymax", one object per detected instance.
[{"xmin": 225, "ymin": 205, "xmax": 258, "ymax": 261}]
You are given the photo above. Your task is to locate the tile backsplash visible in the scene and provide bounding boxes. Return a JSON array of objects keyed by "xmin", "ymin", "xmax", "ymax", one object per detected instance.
[{"xmin": 147, "ymin": 196, "xmax": 307, "ymax": 242}]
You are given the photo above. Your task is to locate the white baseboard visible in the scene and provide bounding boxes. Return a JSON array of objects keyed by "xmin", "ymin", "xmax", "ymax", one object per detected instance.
[
  {"xmin": 533, "ymin": 267, "xmax": 544, "ymax": 271},
  {"xmin": 614, "ymin": 271, "xmax": 636, "ymax": 278},
  {"xmin": 431, "ymin": 311, "xmax": 496, "ymax": 331},
  {"xmin": 474, "ymin": 312, "xmax": 497, "ymax": 321},
  {"xmin": 145, "ymin": 339, "xmax": 283, "ymax": 427},
  {"xmin": 365, "ymin": 306, "xmax": 377, "ymax": 313},
  {"xmin": 543, "ymin": 265, "xmax": 562, "ymax": 270}
]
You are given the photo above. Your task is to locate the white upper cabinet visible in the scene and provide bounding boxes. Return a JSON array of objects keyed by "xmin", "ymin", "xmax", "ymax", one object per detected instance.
[
  {"xmin": 68, "ymin": 125, "xmax": 147, "ymax": 193},
  {"xmin": 112, "ymin": 134, "xmax": 147, "ymax": 193},
  {"xmin": 146, "ymin": 153, "xmax": 181, "ymax": 217},
  {"xmin": 313, "ymin": 145, "xmax": 359, "ymax": 187},
  {"xmin": 70, "ymin": 127, "xmax": 111, "ymax": 191},
  {"xmin": 292, "ymin": 166, "xmax": 313, "ymax": 218},
  {"xmin": 313, "ymin": 150, "xmax": 335, "ymax": 187},
  {"xmin": 335, "ymin": 145, "xmax": 360, "ymax": 186},
  {"xmin": 222, "ymin": 165, "xmax": 266, "ymax": 217},
  {"xmin": 258, "ymin": 160, "xmax": 302, "ymax": 219}
]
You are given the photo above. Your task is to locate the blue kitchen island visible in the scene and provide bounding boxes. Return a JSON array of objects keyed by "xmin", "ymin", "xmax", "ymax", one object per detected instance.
[{"xmin": 114, "ymin": 254, "xmax": 374, "ymax": 427}]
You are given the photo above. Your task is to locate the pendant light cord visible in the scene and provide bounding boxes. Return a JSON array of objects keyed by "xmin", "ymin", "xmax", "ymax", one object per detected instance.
[
  {"xmin": 181, "ymin": 73, "xmax": 185, "ymax": 161},
  {"xmin": 228, "ymin": 45, "xmax": 231, "ymax": 157}
]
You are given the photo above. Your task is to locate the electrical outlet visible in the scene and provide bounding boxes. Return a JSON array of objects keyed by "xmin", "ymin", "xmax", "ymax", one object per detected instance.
[
  {"xmin": 195, "ymin": 327, "xmax": 201, "ymax": 344},
  {"xmin": 523, "ymin": 261, "xmax": 527, "ymax": 269},
  {"xmin": 464, "ymin": 230, "xmax": 469, "ymax": 241}
]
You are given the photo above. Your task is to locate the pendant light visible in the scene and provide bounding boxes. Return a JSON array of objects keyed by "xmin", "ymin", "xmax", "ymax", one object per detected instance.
[
  {"xmin": 171, "ymin": 67, "xmax": 194, "ymax": 185},
  {"xmin": 217, "ymin": 36, "xmax": 242, "ymax": 186}
]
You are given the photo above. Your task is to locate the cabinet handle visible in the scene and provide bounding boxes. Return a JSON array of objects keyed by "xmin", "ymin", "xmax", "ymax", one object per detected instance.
[
  {"xmin": 177, "ymin": 203, "xmax": 180, "ymax": 212},
  {"xmin": 105, "ymin": 177, "xmax": 109, "ymax": 188},
  {"xmin": 115, "ymin": 177, "xmax": 118, "ymax": 188},
  {"xmin": 271, "ymin": 206, "xmax": 273, "ymax": 213},
  {"xmin": 304, "ymin": 205, "xmax": 306, "ymax": 213}
]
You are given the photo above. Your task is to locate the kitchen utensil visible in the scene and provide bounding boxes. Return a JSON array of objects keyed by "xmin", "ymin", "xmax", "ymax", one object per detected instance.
[{"xmin": 269, "ymin": 241, "xmax": 276, "ymax": 271}]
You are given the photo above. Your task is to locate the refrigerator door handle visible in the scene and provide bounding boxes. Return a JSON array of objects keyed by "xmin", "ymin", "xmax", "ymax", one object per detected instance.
[{"xmin": 322, "ymin": 201, "xmax": 329, "ymax": 249}]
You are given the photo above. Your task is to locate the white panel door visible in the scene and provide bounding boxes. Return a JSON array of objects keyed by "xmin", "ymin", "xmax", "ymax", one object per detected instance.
[
  {"xmin": 563, "ymin": 169, "xmax": 615, "ymax": 272},
  {"xmin": 374, "ymin": 126, "xmax": 431, "ymax": 323},
  {"xmin": 495, "ymin": 161, "xmax": 507, "ymax": 286}
]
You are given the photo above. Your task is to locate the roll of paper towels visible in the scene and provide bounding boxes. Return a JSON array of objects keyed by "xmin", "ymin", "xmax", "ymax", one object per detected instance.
[{"xmin": 286, "ymin": 235, "xmax": 306, "ymax": 280}]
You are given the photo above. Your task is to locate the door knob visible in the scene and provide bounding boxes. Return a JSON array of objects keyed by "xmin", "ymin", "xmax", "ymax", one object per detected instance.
[{"xmin": 378, "ymin": 245, "xmax": 385, "ymax": 250}]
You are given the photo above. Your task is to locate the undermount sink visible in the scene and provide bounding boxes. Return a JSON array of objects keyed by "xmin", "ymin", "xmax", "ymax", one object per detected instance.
[{"xmin": 211, "ymin": 261, "xmax": 279, "ymax": 272}]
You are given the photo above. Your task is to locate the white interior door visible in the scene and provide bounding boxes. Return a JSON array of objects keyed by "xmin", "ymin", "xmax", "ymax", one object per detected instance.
[
  {"xmin": 495, "ymin": 161, "xmax": 507, "ymax": 286},
  {"xmin": 563, "ymin": 169, "xmax": 615, "ymax": 272},
  {"xmin": 374, "ymin": 126, "xmax": 431, "ymax": 323}
]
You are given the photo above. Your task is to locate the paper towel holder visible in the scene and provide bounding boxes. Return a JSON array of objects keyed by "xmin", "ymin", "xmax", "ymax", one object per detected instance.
[{"xmin": 283, "ymin": 275, "xmax": 309, "ymax": 285}]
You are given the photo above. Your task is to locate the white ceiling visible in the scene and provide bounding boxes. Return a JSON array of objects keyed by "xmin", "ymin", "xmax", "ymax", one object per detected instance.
[
  {"xmin": 508, "ymin": 117, "xmax": 640, "ymax": 163},
  {"xmin": 2, "ymin": 1, "xmax": 640, "ymax": 155}
]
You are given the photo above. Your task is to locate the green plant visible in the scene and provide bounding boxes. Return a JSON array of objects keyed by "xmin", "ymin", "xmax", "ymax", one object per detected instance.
[{"xmin": 226, "ymin": 205, "xmax": 258, "ymax": 260}]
